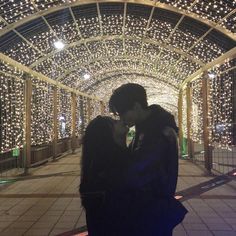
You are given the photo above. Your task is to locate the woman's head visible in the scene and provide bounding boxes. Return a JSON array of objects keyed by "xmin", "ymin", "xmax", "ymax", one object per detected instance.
[
  {"xmin": 83, "ymin": 116, "xmax": 128, "ymax": 149},
  {"xmin": 81, "ymin": 116, "xmax": 128, "ymax": 183}
]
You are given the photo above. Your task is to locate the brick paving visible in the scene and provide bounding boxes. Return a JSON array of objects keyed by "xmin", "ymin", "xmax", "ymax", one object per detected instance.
[{"xmin": 0, "ymin": 149, "xmax": 235, "ymax": 236}]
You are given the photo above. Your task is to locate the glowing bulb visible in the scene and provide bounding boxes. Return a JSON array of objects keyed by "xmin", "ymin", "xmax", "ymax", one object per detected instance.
[
  {"xmin": 59, "ymin": 116, "xmax": 65, "ymax": 121},
  {"xmin": 83, "ymin": 73, "xmax": 91, "ymax": 80},
  {"xmin": 53, "ymin": 40, "xmax": 65, "ymax": 50},
  {"xmin": 208, "ymin": 72, "xmax": 216, "ymax": 79}
]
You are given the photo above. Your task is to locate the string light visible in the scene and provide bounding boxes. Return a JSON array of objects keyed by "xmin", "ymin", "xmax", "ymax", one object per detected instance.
[
  {"xmin": 53, "ymin": 40, "xmax": 65, "ymax": 50},
  {"xmin": 0, "ymin": 61, "xmax": 102, "ymax": 153},
  {"xmin": 1, "ymin": 1, "xmax": 234, "ymax": 111},
  {"xmin": 31, "ymin": 78, "xmax": 53, "ymax": 145},
  {"xmin": 0, "ymin": 1, "xmax": 235, "ymax": 153},
  {"xmin": 190, "ymin": 79, "xmax": 203, "ymax": 143},
  {"xmin": 182, "ymin": 91, "xmax": 187, "ymax": 139},
  {"xmin": 208, "ymin": 60, "xmax": 233, "ymax": 149},
  {"xmin": 0, "ymin": 62, "xmax": 24, "ymax": 153},
  {"xmin": 183, "ymin": 59, "xmax": 234, "ymax": 151}
]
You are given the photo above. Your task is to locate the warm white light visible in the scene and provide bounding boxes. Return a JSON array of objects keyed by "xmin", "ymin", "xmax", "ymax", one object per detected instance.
[
  {"xmin": 208, "ymin": 72, "xmax": 216, "ymax": 79},
  {"xmin": 59, "ymin": 116, "xmax": 65, "ymax": 121},
  {"xmin": 83, "ymin": 73, "xmax": 91, "ymax": 80},
  {"xmin": 53, "ymin": 40, "xmax": 65, "ymax": 50}
]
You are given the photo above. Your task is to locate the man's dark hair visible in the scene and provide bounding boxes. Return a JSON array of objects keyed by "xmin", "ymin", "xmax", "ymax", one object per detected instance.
[{"xmin": 109, "ymin": 83, "xmax": 148, "ymax": 115}]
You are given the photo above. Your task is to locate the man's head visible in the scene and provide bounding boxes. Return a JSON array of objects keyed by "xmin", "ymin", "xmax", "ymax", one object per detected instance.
[{"xmin": 109, "ymin": 83, "xmax": 148, "ymax": 127}]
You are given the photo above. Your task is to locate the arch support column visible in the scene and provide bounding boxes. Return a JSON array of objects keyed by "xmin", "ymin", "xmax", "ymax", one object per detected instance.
[
  {"xmin": 100, "ymin": 101, "xmax": 105, "ymax": 115},
  {"xmin": 178, "ymin": 90, "xmax": 183, "ymax": 157},
  {"xmin": 202, "ymin": 72, "xmax": 212, "ymax": 172},
  {"xmin": 186, "ymin": 84, "xmax": 194, "ymax": 158},
  {"xmin": 87, "ymin": 98, "xmax": 92, "ymax": 123},
  {"xmin": 52, "ymin": 87, "xmax": 58, "ymax": 160},
  {"xmin": 71, "ymin": 92, "xmax": 77, "ymax": 153},
  {"xmin": 24, "ymin": 77, "xmax": 32, "ymax": 174}
]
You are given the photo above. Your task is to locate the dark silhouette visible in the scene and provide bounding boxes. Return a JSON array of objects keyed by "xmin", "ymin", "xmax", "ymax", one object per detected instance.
[
  {"xmin": 109, "ymin": 83, "xmax": 188, "ymax": 236},
  {"xmin": 79, "ymin": 116, "xmax": 130, "ymax": 235}
]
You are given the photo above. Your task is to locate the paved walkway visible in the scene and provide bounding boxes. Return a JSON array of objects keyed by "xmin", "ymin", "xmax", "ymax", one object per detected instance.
[{"xmin": 0, "ymin": 149, "xmax": 235, "ymax": 236}]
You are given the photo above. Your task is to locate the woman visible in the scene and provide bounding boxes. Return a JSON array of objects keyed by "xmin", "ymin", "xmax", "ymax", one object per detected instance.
[
  {"xmin": 79, "ymin": 116, "xmax": 130, "ymax": 235},
  {"xmin": 80, "ymin": 115, "xmax": 187, "ymax": 236}
]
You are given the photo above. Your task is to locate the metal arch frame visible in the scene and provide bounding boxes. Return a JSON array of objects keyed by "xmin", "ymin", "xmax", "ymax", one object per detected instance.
[
  {"xmin": 29, "ymin": 34, "xmax": 204, "ymax": 70},
  {"xmin": 31, "ymin": 3, "xmax": 90, "ymax": 75},
  {"xmin": 172, "ymin": 8, "xmax": 236, "ymax": 68},
  {"xmin": 0, "ymin": 0, "xmax": 235, "ymax": 40},
  {"xmin": 82, "ymin": 69, "xmax": 179, "ymax": 92},
  {"xmin": 155, "ymin": 0, "xmax": 199, "ymax": 62},
  {"xmin": 94, "ymin": 68, "xmax": 179, "ymax": 87},
  {"xmin": 0, "ymin": 15, "xmax": 80, "ymax": 78},
  {"xmin": 96, "ymin": 2, "xmax": 111, "ymax": 58},
  {"xmin": 69, "ymin": 7, "xmax": 93, "ymax": 57},
  {"xmin": 0, "ymin": 52, "xmax": 102, "ymax": 101},
  {"xmin": 139, "ymin": 2, "xmax": 156, "ymax": 60},
  {"xmin": 122, "ymin": 2, "xmax": 127, "ymax": 55},
  {"xmin": 87, "ymin": 64, "xmax": 183, "ymax": 85},
  {"xmin": 65, "ymin": 65, "xmax": 182, "ymax": 89},
  {"xmin": 84, "ymin": 72, "xmax": 179, "ymax": 108},
  {"xmin": 180, "ymin": 47, "xmax": 236, "ymax": 89},
  {"xmin": 57, "ymin": 53, "xmax": 190, "ymax": 82}
]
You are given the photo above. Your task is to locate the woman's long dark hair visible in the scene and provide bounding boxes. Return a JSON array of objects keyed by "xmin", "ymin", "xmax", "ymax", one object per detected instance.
[{"xmin": 81, "ymin": 116, "xmax": 117, "ymax": 188}]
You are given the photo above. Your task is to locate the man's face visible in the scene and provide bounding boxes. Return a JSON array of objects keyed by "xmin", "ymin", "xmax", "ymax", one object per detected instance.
[
  {"xmin": 120, "ymin": 109, "xmax": 138, "ymax": 127},
  {"xmin": 112, "ymin": 120, "xmax": 129, "ymax": 137}
]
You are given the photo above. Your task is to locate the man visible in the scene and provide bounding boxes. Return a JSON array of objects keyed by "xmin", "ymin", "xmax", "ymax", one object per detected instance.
[{"xmin": 109, "ymin": 83, "xmax": 187, "ymax": 236}]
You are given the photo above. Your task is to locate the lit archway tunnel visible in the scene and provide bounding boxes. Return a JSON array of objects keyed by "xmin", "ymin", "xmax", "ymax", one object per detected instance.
[{"xmin": 0, "ymin": 0, "xmax": 235, "ymax": 175}]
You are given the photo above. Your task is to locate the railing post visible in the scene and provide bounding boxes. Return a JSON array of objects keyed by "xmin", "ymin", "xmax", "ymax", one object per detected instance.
[
  {"xmin": 178, "ymin": 90, "xmax": 183, "ymax": 157},
  {"xmin": 52, "ymin": 87, "xmax": 58, "ymax": 160},
  {"xmin": 87, "ymin": 98, "xmax": 91, "ymax": 123},
  {"xmin": 100, "ymin": 101, "xmax": 105, "ymax": 115},
  {"xmin": 79, "ymin": 96, "xmax": 85, "ymax": 135},
  {"xmin": 24, "ymin": 77, "xmax": 32, "ymax": 175},
  {"xmin": 71, "ymin": 92, "xmax": 77, "ymax": 153},
  {"xmin": 202, "ymin": 72, "xmax": 212, "ymax": 173},
  {"xmin": 186, "ymin": 83, "xmax": 194, "ymax": 158}
]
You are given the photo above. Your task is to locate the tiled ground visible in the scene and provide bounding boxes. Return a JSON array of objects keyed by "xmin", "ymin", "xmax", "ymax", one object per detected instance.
[{"xmin": 0, "ymin": 149, "xmax": 235, "ymax": 236}]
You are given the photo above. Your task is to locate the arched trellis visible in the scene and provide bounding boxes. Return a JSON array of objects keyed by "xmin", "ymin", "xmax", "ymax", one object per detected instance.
[
  {"xmin": 29, "ymin": 35, "xmax": 204, "ymax": 69},
  {"xmin": 0, "ymin": 0, "xmax": 234, "ymax": 39},
  {"xmin": 1, "ymin": 0, "xmax": 234, "ymax": 93},
  {"xmin": 83, "ymin": 71, "xmax": 179, "ymax": 115},
  {"xmin": 0, "ymin": 52, "xmax": 105, "ymax": 174},
  {"xmin": 83, "ymin": 71, "xmax": 179, "ymax": 92},
  {"xmin": 178, "ymin": 47, "xmax": 236, "ymax": 174},
  {"xmin": 0, "ymin": 0, "xmax": 235, "ymax": 176},
  {"xmin": 57, "ymin": 55, "xmax": 193, "ymax": 87}
]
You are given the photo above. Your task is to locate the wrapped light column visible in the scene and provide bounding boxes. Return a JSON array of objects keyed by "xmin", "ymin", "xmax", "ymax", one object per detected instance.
[
  {"xmin": 178, "ymin": 89, "xmax": 183, "ymax": 157},
  {"xmin": 100, "ymin": 101, "xmax": 105, "ymax": 115},
  {"xmin": 52, "ymin": 87, "xmax": 58, "ymax": 160},
  {"xmin": 71, "ymin": 92, "xmax": 77, "ymax": 153},
  {"xmin": 202, "ymin": 72, "xmax": 212, "ymax": 172},
  {"xmin": 191, "ymin": 80, "xmax": 204, "ymax": 144},
  {"xmin": 24, "ymin": 77, "xmax": 32, "ymax": 174},
  {"xmin": 186, "ymin": 83, "xmax": 194, "ymax": 159},
  {"xmin": 87, "ymin": 98, "xmax": 92, "ymax": 123}
]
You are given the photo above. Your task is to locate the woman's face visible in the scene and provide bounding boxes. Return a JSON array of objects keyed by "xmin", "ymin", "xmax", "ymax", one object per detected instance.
[{"xmin": 112, "ymin": 119, "xmax": 129, "ymax": 137}]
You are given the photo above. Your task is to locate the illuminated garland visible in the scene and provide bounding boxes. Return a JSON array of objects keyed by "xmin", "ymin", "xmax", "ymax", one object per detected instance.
[
  {"xmin": 182, "ymin": 91, "xmax": 187, "ymax": 138},
  {"xmin": 191, "ymin": 79, "xmax": 203, "ymax": 143},
  {"xmin": 57, "ymin": 89, "xmax": 72, "ymax": 139},
  {"xmin": 208, "ymin": 61, "xmax": 233, "ymax": 149},
  {"xmin": 1, "ymin": 1, "xmax": 233, "ymax": 111},
  {"xmin": 0, "ymin": 69, "xmax": 24, "ymax": 153},
  {"xmin": 31, "ymin": 79, "xmax": 53, "ymax": 145}
]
